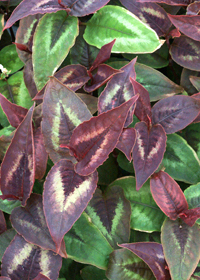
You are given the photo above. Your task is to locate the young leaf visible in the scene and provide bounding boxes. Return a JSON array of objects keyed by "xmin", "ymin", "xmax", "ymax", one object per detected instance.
[
  {"xmin": 152, "ymin": 95, "xmax": 200, "ymax": 134},
  {"xmin": 179, "ymin": 208, "xmax": 200, "ymax": 227},
  {"xmin": 69, "ymin": 95, "xmax": 138, "ymax": 176},
  {"xmin": 0, "ymin": 106, "xmax": 35, "ymax": 206},
  {"xmin": 116, "ymin": 127, "xmax": 136, "ymax": 161},
  {"xmin": 41, "ymin": 76, "xmax": 92, "ymax": 164},
  {"xmin": 132, "ymin": 122, "xmax": 167, "ymax": 190},
  {"xmin": 85, "ymin": 185, "xmax": 131, "ymax": 249},
  {"xmin": 84, "ymin": 5, "xmax": 164, "ymax": 53},
  {"xmin": 150, "ymin": 171, "xmax": 188, "ymax": 220},
  {"xmin": 119, "ymin": 242, "xmax": 170, "ymax": 280},
  {"xmin": 161, "ymin": 218, "xmax": 200, "ymax": 280},
  {"xmin": 43, "ymin": 159, "xmax": 98, "ymax": 253},
  {"xmin": 1, "ymin": 234, "xmax": 62, "ymax": 280}
]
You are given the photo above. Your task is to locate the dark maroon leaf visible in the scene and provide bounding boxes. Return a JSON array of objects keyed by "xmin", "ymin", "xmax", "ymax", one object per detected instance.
[
  {"xmin": 10, "ymin": 194, "xmax": 67, "ymax": 258},
  {"xmin": 0, "ymin": 210, "xmax": 7, "ymax": 235},
  {"xmin": 98, "ymin": 58, "xmax": 137, "ymax": 127},
  {"xmin": 24, "ymin": 59, "xmax": 38, "ymax": 99},
  {"xmin": 152, "ymin": 95, "xmax": 200, "ymax": 134},
  {"xmin": 168, "ymin": 14, "xmax": 200, "ymax": 41},
  {"xmin": 120, "ymin": 0, "xmax": 171, "ymax": 36},
  {"xmin": 132, "ymin": 122, "xmax": 166, "ymax": 190},
  {"xmin": 167, "ymin": 28, "xmax": 181, "ymax": 38},
  {"xmin": 0, "ymin": 106, "xmax": 35, "ymax": 206},
  {"xmin": 179, "ymin": 208, "xmax": 200, "ymax": 227},
  {"xmin": 13, "ymin": 42, "xmax": 32, "ymax": 54},
  {"xmin": 138, "ymin": 0, "xmax": 192, "ymax": 6},
  {"xmin": 69, "ymin": 95, "xmax": 138, "ymax": 176},
  {"xmin": 130, "ymin": 77, "xmax": 151, "ymax": 125},
  {"xmin": 187, "ymin": 2, "xmax": 200, "ymax": 15},
  {"xmin": 119, "ymin": 242, "xmax": 170, "ymax": 280},
  {"xmin": 33, "ymin": 274, "xmax": 51, "ymax": 280},
  {"xmin": 0, "ymin": 93, "xmax": 28, "ymax": 128},
  {"xmin": 116, "ymin": 128, "xmax": 136, "ymax": 161},
  {"xmin": 1, "ymin": 234, "xmax": 62, "ymax": 280},
  {"xmin": 43, "ymin": 159, "xmax": 98, "ymax": 252},
  {"xmin": 150, "ymin": 171, "xmax": 188, "ymax": 219},
  {"xmin": 170, "ymin": 36, "xmax": 200, "ymax": 71},
  {"xmin": 84, "ymin": 65, "xmax": 121, "ymax": 93}
]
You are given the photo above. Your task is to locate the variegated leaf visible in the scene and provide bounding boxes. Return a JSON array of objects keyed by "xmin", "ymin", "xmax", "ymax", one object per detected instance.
[
  {"xmin": 43, "ymin": 159, "xmax": 98, "ymax": 252},
  {"xmin": 116, "ymin": 128, "xmax": 136, "ymax": 161},
  {"xmin": 132, "ymin": 122, "xmax": 167, "ymax": 190},
  {"xmin": 69, "ymin": 95, "xmax": 139, "ymax": 176},
  {"xmin": 0, "ymin": 106, "xmax": 35, "ymax": 206},
  {"xmin": 1, "ymin": 234, "xmax": 62, "ymax": 280},
  {"xmin": 41, "ymin": 76, "xmax": 92, "ymax": 163}
]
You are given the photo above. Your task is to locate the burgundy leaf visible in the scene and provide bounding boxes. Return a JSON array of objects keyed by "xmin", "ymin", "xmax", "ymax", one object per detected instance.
[
  {"xmin": 69, "ymin": 95, "xmax": 139, "ymax": 176},
  {"xmin": 98, "ymin": 58, "xmax": 137, "ymax": 127},
  {"xmin": 168, "ymin": 14, "xmax": 200, "ymax": 41},
  {"xmin": 43, "ymin": 159, "xmax": 98, "ymax": 252},
  {"xmin": 116, "ymin": 128, "xmax": 136, "ymax": 161},
  {"xmin": 10, "ymin": 194, "xmax": 67, "ymax": 258},
  {"xmin": 179, "ymin": 208, "xmax": 200, "ymax": 227},
  {"xmin": 167, "ymin": 28, "xmax": 181, "ymax": 38},
  {"xmin": 0, "ymin": 93, "xmax": 28, "ymax": 128},
  {"xmin": 152, "ymin": 95, "xmax": 200, "ymax": 134},
  {"xmin": 1, "ymin": 234, "xmax": 62, "ymax": 280},
  {"xmin": 130, "ymin": 77, "xmax": 152, "ymax": 125},
  {"xmin": 33, "ymin": 127, "xmax": 48, "ymax": 180},
  {"xmin": 132, "ymin": 122, "xmax": 166, "ymax": 190},
  {"xmin": 187, "ymin": 2, "xmax": 200, "ymax": 15},
  {"xmin": 120, "ymin": 0, "xmax": 171, "ymax": 36},
  {"xmin": 137, "ymin": 0, "xmax": 192, "ymax": 6},
  {"xmin": 0, "ymin": 106, "xmax": 35, "ymax": 206},
  {"xmin": 33, "ymin": 274, "xmax": 51, "ymax": 280},
  {"xmin": 13, "ymin": 42, "xmax": 32, "ymax": 54},
  {"xmin": 150, "ymin": 171, "xmax": 188, "ymax": 220},
  {"xmin": 119, "ymin": 242, "xmax": 170, "ymax": 280},
  {"xmin": 84, "ymin": 65, "xmax": 121, "ymax": 93},
  {"xmin": 0, "ymin": 210, "xmax": 7, "ymax": 234}
]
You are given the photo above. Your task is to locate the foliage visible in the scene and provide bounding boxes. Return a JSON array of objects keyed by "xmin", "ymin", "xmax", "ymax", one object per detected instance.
[{"xmin": 0, "ymin": 0, "xmax": 200, "ymax": 279}]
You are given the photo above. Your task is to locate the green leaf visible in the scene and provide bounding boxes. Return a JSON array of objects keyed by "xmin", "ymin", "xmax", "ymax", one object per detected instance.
[
  {"xmin": 81, "ymin": 266, "xmax": 108, "ymax": 280},
  {"xmin": 33, "ymin": 11, "xmax": 78, "ymax": 90},
  {"xmin": 0, "ymin": 44, "xmax": 24, "ymax": 74},
  {"xmin": 84, "ymin": 6, "xmax": 164, "ymax": 54},
  {"xmin": 106, "ymin": 248, "xmax": 155, "ymax": 280},
  {"xmin": 184, "ymin": 183, "xmax": 200, "ymax": 209},
  {"xmin": 97, "ymin": 154, "xmax": 118, "ymax": 185},
  {"xmin": 0, "ymin": 14, "xmax": 4, "ymax": 39},
  {"xmin": 0, "ymin": 191, "xmax": 21, "ymax": 214},
  {"xmin": 109, "ymin": 177, "xmax": 165, "ymax": 232},
  {"xmin": 161, "ymin": 218, "xmax": 200, "ymax": 280},
  {"xmin": 162, "ymin": 133, "xmax": 200, "ymax": 184},
  {"xmin": 64, "ymin": 212, "xmax": 113, "ymax": 270},
  {"xmin": 0, "ymin": 125, "xmax": 15, "ymax": 137},
  {"xmin": 0, "ymin": 229, "xmax": 16, "ymax": 261},
  {"xmin": 117, "ymin": 152, "xmax": 134, "ymax": 173}
]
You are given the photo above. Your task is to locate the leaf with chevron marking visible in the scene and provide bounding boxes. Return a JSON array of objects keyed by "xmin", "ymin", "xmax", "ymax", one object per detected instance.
[
  {"xmin": 119, "ymin": 242, "xmax": 170, "ymax": 280},
  {"xmin": 43, "ymin": 159, "xmax": 98, "ymax": 252},
  {"xmin": 70, "ymin": 95, "xmax": 138, "ymax": 176},
  {"xmin": 161, "ymin": 218, "xmax": 200, "ymax": 280},
  {"xmin": 33, "ymin": 274, "xmax": 51, "ymax": 280},
  {"xmin": 0, "ymin": 93, "xmax": 28, "ymax": 128},
  {"xmin": 41, "ymin": 76, "xmax": 92, "ymax": 164},
  {"xmin": 116, "ymin": 128, "xmax": 136, "ymax": 161},
  {"xmin": 132, "ymin": 122, "xmax": 167, "ymax": 190},
  {"xmin": 0, "ymin": 210, "xmax": 6, "ymax": 234},
  {"xmin": 1, "ymin": 234, "xmax": 62, "ymax": 280},
  {"xmin": 0, "ymin": 105, "xmax": 35, "ymax": 206},
  {"xmin": 150, "ymin": 171, "xmax": 188, "ymax": 219},
  {"xmin": 152, "ymin": 95, "xmax": 200, "ymax": 134},
  {"xmin": 85, "ymin": 185, "xmax": 131, "ymax": 249},
  {"xmin": 98, "ymin": 58, "xmax": 137, "ymax": 127},
  {"xmin": 10, "ymin": 194, "xmax": 67, "ymax": 258}
]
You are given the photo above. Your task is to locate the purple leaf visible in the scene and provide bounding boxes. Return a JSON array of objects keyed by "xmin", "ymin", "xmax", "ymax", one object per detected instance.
[
  {"xmin": 116, "ymin": 128, "xmax": 136, "ymax": 161},
  {"xmin": 187, "ymin": 2, "xmax": 200, "ymax": 15},
  {"xmin": 137, "ymin": 0, "xmax": 192, "ymax": 6}
]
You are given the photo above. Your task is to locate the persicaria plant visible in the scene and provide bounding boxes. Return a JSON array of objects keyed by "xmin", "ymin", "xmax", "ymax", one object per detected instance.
[{"xmin": 1, "ymin": 0, "xmax": 200, "ymax": 279}]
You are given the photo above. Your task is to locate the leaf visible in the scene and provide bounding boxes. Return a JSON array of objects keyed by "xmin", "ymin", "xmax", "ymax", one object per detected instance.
[
  {"xmin": 138, "ymin": 0, "xmax": 192, "ymax": 6},
  {"xmin": 0, "ymin": 106, "xmax": 35, "ymax": 206},
  {"xmin": 110, "ymin": 177, "xmax": 165, "ymax": 232},
  {"xmin": 150, "ymin": 171, "xmax": 188, "ymax": 220},
  {"xmin": 120, "ymin": 0, "xmax": 171, "ymax": 36},
  {"xmin": 69, "ymin": 95, "xmax": 138, "ymax": 176},
  {"xmin": 181, "ymin": 68, "xmax": 200, "ymax": 95},
  {"xmin": 0, "ymin": 44, "xmax": 24, "ymax": 74},
  {"xmin": 184, "ymin": 182, "xmax": 200, "ymax": 209},
  {"xmin": 33, "ymin": 274, "xmax": 51, "ymax": 280},
  {"xmin": 0, "ymin": 229, "xmax": 16, "ymax": 261},
  {"xmin": 10, "ymin": 193, "xmax": 67, "ymax": 257},
  {"xmin": 98, "ymin": 58, "xmax": 137, "ymax": 127},
  {"xmin": 0, "ymin": 210, "xmax": 6, "ymax": 234},
  {"xmin": 43, "ymin": 159, "xmax": 98, "ymax": 252},
  {"xmin": 168, "ymin": 14, "xmax": 200, "ymax": 41},
  {"xmin": 84, "ymin": 5, "xmax": 164, "ymax": 54},
  {"xmin": 1, "ymin": 234, "xmax": 62, "ymax": 280},
  {"xmin": 77, "ymin": 93, "xmax": 98, "ymax": 115},
  {"xmin": 41, "ymin": 76, "xmax": 92, "ymax": 163},
  {"xmin": 170, "ymin": 36, "xmax": 200, "ymax": 71},
  {"xmin": 33, "ymin": 11, "xmax": 78, "ymax": 90},
  {"xmin": 23, "ymin": 59, "xmax": 38, "ymax": 99},
  {"xmin": 187, "ymin": 2, "xmax": 200, "ymax": 15},
  {"xmin": 179, "ymin": 208, "xmax": 200, "ymax": 227},
  {"xmin": 64, "ymin": 212, "xmax": 113, "ymax": 269},
  {"xmin": 161, "ymin": 218, "xmax": 200, "ymax": 280},
  {"xmin": 119, "ymin": 242, "xmax": 170, "ymax": 280},
  {"xmin": 116, "ymin": 128, "xmax": 136, "ymax": 161},
  {"xmin": 161, "ymin": 133, "xmax": 200, "ymax": 184},
  {"xmin": 106, "ymin": 248, "xmax": 155, "ymax": 280},
  {"xmin": 152, "ymin": 95, "xmax": 200, "ymax": 134},
  {"xmin": 132, "ymin": 122, "xmax": 167, "ymax": 190},
  {"xmin": 97, "ymin": 154, "xmax": 118, "ymax": 186},
  {"xmin": 0, "ymin": 191, "xmax": 21, "ymax": 214},
  {"xmin": 0, "ymin": 14, "xmax": 4, "ymax": 39},
  {"xmin": 81, "ymin": 266, "xmax": 108, "ymax": 280},
  {"xmin": 85, "ymin": 185, "xmax": 131, "ymax": 249},
  {"xmin": 190, "ymin": 76, "xmax": 200, "ymax": 91}
]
